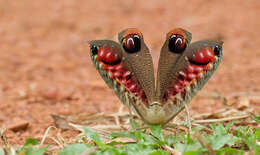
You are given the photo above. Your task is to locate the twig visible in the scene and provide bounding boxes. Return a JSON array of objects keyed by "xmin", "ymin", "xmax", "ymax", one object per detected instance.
[
  {"xmin": 114, "ymin": 105, "xmax": 124, "ymax": 126},
  {"xmin": 57, "ymin": 132, "xmax": 66, "ymax": 146},
  {"xmin": 226, "ymin": 91, "xmax": 260, "ymax": 98},
  {"xmin": 69, "ymin": 123, "xmax": 84, "ymax": 132},
  {"xmin": 0, "ymin": 128, "xmax": 7, "ymax": 146},
  {"xmin": 194, "ymin": 131, "xmax": 215, "ymax": 155},
  {"xmin": 185, "ymin": 104, "xmax": 192, "ymax": 135},
  {"xmin": 191, "ymin": 123, "xmax": 212, "ymax": 132},
  {"xmin": 192, "ymin": 108, "xmax": 228, "ymax": 119},
  {"xmin": 193, "ymin": 114, "xmax": 251, "ymax": 124},
  {"xmin": 164, "ymin": 128, "xmax": 177, "ymax": 135},
  {"xmin": 89, "ymin": 125, "xmax": 128, "ymax": 130},
  {"xmin": 163, "ymin": 145, "xmax": 180, "ymax": 154},
  {"xmin": 40, "ymin": 126, "xmax": 63, "ymax": 147}
]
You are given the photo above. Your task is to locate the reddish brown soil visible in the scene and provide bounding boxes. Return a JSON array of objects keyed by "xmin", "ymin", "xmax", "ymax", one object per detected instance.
[{"xmin": 0, "ymin": 0, "xmax": 259, "ymax": 145}]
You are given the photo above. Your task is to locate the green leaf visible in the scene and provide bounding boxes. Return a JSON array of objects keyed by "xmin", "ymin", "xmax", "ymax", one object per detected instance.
[
  {"xmin": 182, "ymin": 150, "xmax": 205, "ymax": 155},
  {"xmin": 130, "ymin": 119, "xmax": 140, "ymax": 130},
  {"xmin": 174, "ymin": 133, "xmax": 205, "ymax": 153},
  {"xmin": 233, "ymin": 126, "xmax": 260, "ymax": 152},
  {"xmin": 209, "ymin": 135, "xmax": 236, "ymax": 150},
  {"xmin": 100, "ymin": 147, "xmax": 121, "ymax": 155},
  {"xmin": 186, "ymin": 133, "xmax": 194, "ymax": 144},
  {"xmin": 139, "ymin": 133, "xmax": 160, "ymax": 146},
  {"xmin": 255, "ymin": 127, "xmax": 260, "ymax": 140},
  {"xmin": 149, "ymin": 125, "xmax": 164, "ymax": 142},
  {"xmin": 254, "ymin": 111, "xmax": 260, "ymax": 125},
  {"xmin": 24, "ymin": 146, "xmax": 48, "ymax": 155},
  {"xmin": 58, "ymin": 143, "xmax": 91, "ymax": 155},
  {"xmin": 106, "ymin": 140, "xmax": 132, "ymax": 146},
  {"xmin": 135, "ymin": 130, "xmax": 143, "ymax": 142},
  {"xmin": 165, "ymin": 134, "xmax": 181, "ymax": 146},
  {"xmin": 24, "ymin": 138, "xmax": 39, "ymax": 146},
  {"xmin": 225, "ymin": 122, "xmax": 234, "ymax": 131},
  {"xmin": 210, "ymin": 124, "xmax": 227, "ymax": 135},
  {"xmin": 206, "ymin": 124, "xmax": 238, "ymax": 149},
  {"xmin": 192, "ymin": 124, "xmax": 205, "ymax": 132},
  {"xmin": 215, "ymin": 147, "xmax": 240, "ymax": 155},
  {"xmin": 82, "ymin": 126, "xmax": 106, "ymax": 149},
  {"xmin": 0, "ymin": 147, "xmax": 5, "ymax": 155},
  {"xmin": 108, "ymin": 131, "xmax": 136, "ymax": 140},
  {"xmin": 148, "ymin": 149, "xmax": 169, "ymax": 155},
  {"xmin": 121, "ymin": 143, "xmax": 160, "ymax": 155},
  {"xmin": 175, "ymin": 141, "xmax": 202, "ymax": 153}
]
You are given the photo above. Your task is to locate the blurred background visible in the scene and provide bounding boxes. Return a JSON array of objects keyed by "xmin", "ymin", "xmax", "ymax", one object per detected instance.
[{"xmin": 0, "ymin": 0, "xmax": 259, "ymax": 144}]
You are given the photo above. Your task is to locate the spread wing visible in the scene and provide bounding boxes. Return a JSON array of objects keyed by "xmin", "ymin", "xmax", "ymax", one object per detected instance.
[
  {"xmin": 157, "ymin": 28, "xmax": 223, "ymax": 123},
  {"xmin": 89, "ymin": 40, "xmax": 147, "ymax": 107},
  {"xmin": 89, "ymin": 28, "xmax": 155, "ymax": 116}
]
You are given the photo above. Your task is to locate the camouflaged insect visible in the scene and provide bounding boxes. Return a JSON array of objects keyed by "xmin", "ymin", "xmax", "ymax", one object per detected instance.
[{"xmin": 89, "ymin": 28, "xmax": 223, "ymax": 125}]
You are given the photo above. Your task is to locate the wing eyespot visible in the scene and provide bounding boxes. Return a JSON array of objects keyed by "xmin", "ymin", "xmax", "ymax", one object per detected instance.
[
  {"xmin": 90, "ymin": 44, "xmax": 98, "ymax": 55},
  {"xmin": 214, "ymin": 45, "xmax": 221, "ymax": 56},
  {"xmin": 168, "ymin": 34, "xmax": 186, "ymax": 53},
  {"xmin": 123, "ymin": 34, "xmax": 141, "ymax": 53}
]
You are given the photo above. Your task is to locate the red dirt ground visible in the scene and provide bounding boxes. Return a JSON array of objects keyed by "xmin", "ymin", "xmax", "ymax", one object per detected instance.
[{"xmin": 0, "ymin": 0, "xmax": 259, "ymax": 145}]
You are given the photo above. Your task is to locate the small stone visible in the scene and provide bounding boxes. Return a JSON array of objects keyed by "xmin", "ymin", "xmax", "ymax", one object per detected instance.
[
  {"xmin": 237, "ymin": 97, "xmax": 250, "ymax": 110},
  {"xmin": 7, "ymin": 119, "xmax": 29, "ymax": 132},
  {"xmin": 52, "ymin": 115, "xmax": 72, "ymax": 130},
  {"xmin": 41, "ymin": 86, "xmax": 58, "ymax": 100},
  {"xmin": 18, "ymin": 90, "xmax": 27, "ymax": 99}
]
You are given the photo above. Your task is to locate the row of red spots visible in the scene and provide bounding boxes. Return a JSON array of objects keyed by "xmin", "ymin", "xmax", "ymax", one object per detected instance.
[
  {"xmin": 102, "ymin": 63, "xmax": 137, "ymax": 92},
  {"xmin": 171, "ymin": 80, "xmax": 189, "ymax": 96},
  {"xmin": 122, "ymin": 78, "xmax": 147, "ymax": 102},
  {"xmin": 171, "ymin": 66, "xmax": 203, "ymax": 96},
  {"xmin": 97, "ymin": 47, "xmax": 121, "ymax": 65},
  {"xmin": 187, "ymin": 65, "xmax": 204, "ymax": 74},
  {"xmin": 106, "ymin": 64, "xmax": 123, "ymax": 72},
  {"xmin": 164, "ymin": 50, "xmax": 215, "ymax": 101},
  {"xmin": 96, "ymin": 55, "xmax": 147, "ymax": 102}
]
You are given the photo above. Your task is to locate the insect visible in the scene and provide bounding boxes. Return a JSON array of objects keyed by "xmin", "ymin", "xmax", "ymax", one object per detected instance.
[{"xmin": 89, "ymin": 28, "xmax": 223, "ymax": 125}]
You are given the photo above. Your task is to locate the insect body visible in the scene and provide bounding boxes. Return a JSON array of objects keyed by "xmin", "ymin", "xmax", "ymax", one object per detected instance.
[{"xmin": 89, "ymin": 28, "xmax": 223, "ymax": 125}]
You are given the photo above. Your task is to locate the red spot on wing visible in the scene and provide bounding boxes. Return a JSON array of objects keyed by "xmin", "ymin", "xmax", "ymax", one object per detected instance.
[
  {"xmin": 187, "ymin": 73, "xmax": 196, "ymax": 81},
  {"xmin": 172, "ymin": 84, "xmax": 182, "ymax": 94},
  {"xmin": 113, "ymin": 71, "xmax": 123, "ymax": 79},
  {"xmin": 129, "ymin": 84, "xmax": 138, "ymax": 92},
  {"xmin": 193, "ymin": 65, "xmax": 204, "ymax": 73},
  {"xmin": 190, "ymin": 48, "xmax": 215, "ymax": 64},
  {"xmin": 97, "ymin": 47, "xmax": 121, "ymax": 65}
]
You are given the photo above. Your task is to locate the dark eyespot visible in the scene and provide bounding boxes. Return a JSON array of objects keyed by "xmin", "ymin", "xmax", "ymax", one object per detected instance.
[
  {"xmin": 214, "ymin": 45, "xmax": 221, "ymax": 56},
  {"xmin": 168, "ymin": 34, "xmax": 186, "ymax": 53},
  {"xmin": 123, "ymin": 34, "xmax": 141, "ymax": 53},
  {"xmin": 90, "ymin": 44, "xmax": 98, "ymax": 55}
]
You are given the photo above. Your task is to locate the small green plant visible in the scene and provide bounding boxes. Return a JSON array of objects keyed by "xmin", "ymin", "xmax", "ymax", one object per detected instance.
[
  {"xmin": 57, "ymin": 125, "xmax": 255, "ymax": 154},
  {"xmin": 57, "ymin": 113, "xmax": 259, "ymax": 155},
  {"xmin": 16, "ymin": 138, "xmax": 48, "ymax": 155},
  {"xmin": 1, "ymin": 112, "xmax": 259, "ymax": 155}
]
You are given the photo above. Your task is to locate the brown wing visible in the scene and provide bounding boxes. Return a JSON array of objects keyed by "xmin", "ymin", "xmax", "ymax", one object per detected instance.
[
  {"xmin": 161, "ymin": 40, "xmax": 223, "ymax": 104},
  {"xmin": 157, "ymin": 29, "xmax": 223, "ymax": 123},
  {"xmin": 156, "ymin": 28, "xmax": 192, "ymax": 101},
  {"xmin": 118, "ymin": 28, "xmax": 155, "ymax": 103},
  {"xmin": 89, "ymin": 40, "xmax": 149, "ymax": 107}
]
